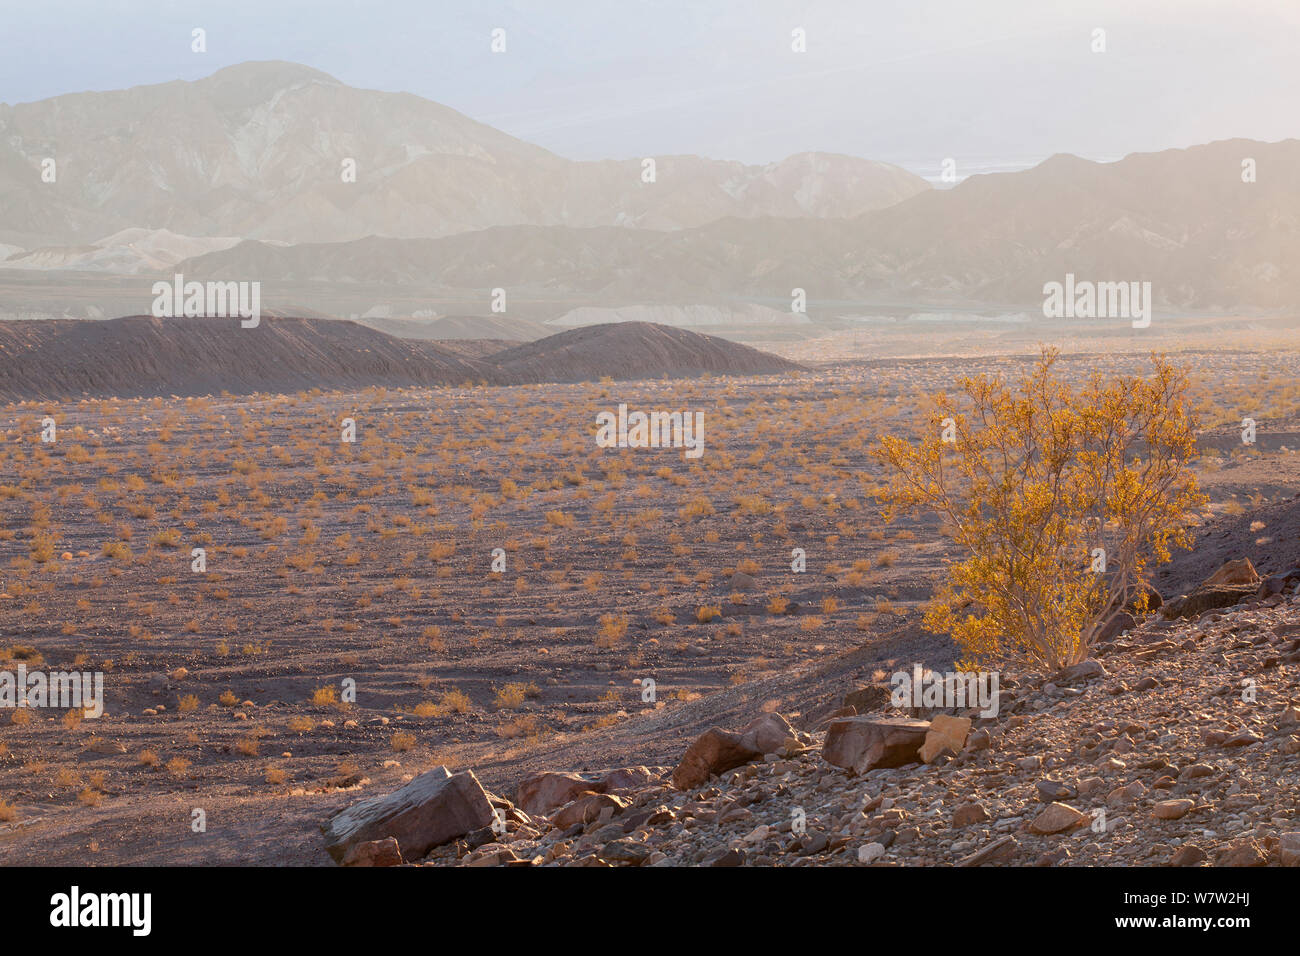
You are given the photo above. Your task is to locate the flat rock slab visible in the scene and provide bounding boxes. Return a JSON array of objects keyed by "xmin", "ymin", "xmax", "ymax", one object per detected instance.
[
  {"xmin": 322, "ymin": 766, "xmax": 494, "ymax": 864},
  {"xmin": 1163, "ymin": 585, "xmax": 1258, "ymax": 620},
  {"xmin": 821, "ymin": 716, "xmax": 930, "ymax": 774}
]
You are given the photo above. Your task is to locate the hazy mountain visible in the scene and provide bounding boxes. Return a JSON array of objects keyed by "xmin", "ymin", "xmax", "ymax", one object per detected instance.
[
  {"xmin": 174, "ymin": 138, "xmax": 1300, "ymax": 312},
  {"xmin": 1, "ymin": 228, "xmax": 248, "ymax": 273},
  {"xmin": 0, "ymin": 61, "xmax": 928, "ymax": 249}
]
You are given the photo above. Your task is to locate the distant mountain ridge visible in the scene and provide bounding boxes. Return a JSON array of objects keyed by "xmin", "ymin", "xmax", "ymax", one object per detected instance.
[
  {"xmin": 171, "ymin": 137, "xmax": 1300, "ymax": 311},
  {"xmin": 0, "ymin": 61, "xmax": 928, "ymax": 249},
  {"xmin": 0, "ymin": 316, "xmax": 803, "ymax": 401}
]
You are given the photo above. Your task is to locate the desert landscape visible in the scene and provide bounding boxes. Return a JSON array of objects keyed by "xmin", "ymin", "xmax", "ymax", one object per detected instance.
[
  {"xmin": 0, "ymin": 7, "xmax": 1298, "ymax": 917},
  {"xmin": 2, "ymin": 320, "xmax": 1300, "ymax": 868}
]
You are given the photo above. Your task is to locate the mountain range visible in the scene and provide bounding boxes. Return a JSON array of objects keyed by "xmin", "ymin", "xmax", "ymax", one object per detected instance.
[
  {"xmin": 2, "ymin": 62, "xmax": 1297, "ymax": 315},
  {"xmin": 0, "ymin": 61, "xmax": 927, "ymax": 251}
]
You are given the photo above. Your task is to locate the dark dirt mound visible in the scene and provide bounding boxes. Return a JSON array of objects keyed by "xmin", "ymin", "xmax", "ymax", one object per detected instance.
[
  {"xmin": 356, "ymin": 314, "xmax": 551, "ymax": 342},
  {"xmin": 0, "ymin": 316, "xmax": 805, "ymax": 401},
  {"xmin": 489, "ymin": 320, "xmax": 805, "ymax": 383},
  {"xmin": 432, "ymin": 338, "xmax": 520, "ymax": 359},
  {"xmin": 0, "ymin": 314, "xmax": 505, "ymax": 400}
]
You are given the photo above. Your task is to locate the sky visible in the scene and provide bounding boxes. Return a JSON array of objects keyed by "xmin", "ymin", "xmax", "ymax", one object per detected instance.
[{"xmin": 2, "ymin": 0, "xmax": 1298, "ymax": 179}]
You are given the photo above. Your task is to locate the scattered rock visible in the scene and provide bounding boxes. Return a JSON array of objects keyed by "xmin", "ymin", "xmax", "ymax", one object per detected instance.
[
  {"xmin": 671, "ymin": 714, "xmax": 794, "ymax": 790},
  {"xmin": 1152, "ymin": 799, "xmax": 1194, "ymax": 820},
  {"xmin": 821, "ymin": 716, "xmax": 930, "ymax": 774},
  {"xmin": 551, "ymin": 793, "xmax": 629, "ymax": 829},
  {"xmin": 952, "ymin": 803, "xmax": 989, "ymax": 827},
  {"xmin": 1169, "ymin": 845, "xmax": 1207, "ymax": 867},
  {"xmin": 1027, "ymin": 803, "xmax": 1087, "ymax": 835},
  {"xmin": 323, "ymin": 767, "xmax": 494, "ymax": 863},
  {"xmin": 1204, "ymin": 558, "xmax": 1260, "ymax": 587},
  {"xmin": 920, "ymin": 713, "xmax": 971, "ymax": 763}
]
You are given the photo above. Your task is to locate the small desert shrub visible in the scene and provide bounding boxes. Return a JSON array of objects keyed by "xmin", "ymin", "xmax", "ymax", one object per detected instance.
[
  {"xmin": 390, "ymin": 731, "xmax": 416, "ymax": 751},
  {"xmin": 596, "ymin": 613, "xmax": 628, "ymax": 647},
  {"xmin": 310, "ymin": 686, "xmax": 338, "ymax": 707},
  {"xmin": 494, "ymin": 682, "xmax": 540, "ymax": 709},
  {"xmin": 437, "ymin": 689, "xmax": 472, "ymax": 715}
]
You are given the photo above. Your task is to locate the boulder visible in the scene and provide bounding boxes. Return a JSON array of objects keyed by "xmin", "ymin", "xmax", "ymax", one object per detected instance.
[
  {"xmin": 952, "ymin": 803, "xmax": 989, "ymax": 827},
  {"xmin": 958, "ymin": 835, "xmax": 1018, "ymax": 866},
  {"xmin": 672, "ymin": 727, "xmax": 754, "ymax": 789},
  {"xmin": 1036, "ymin": 779, "xmax": 1075, "ymax": 802},
  {"xmin": 920, "ymin": 713, "xmax": 971, "ymax": 763},
  {"xmin": 821, "ymin": 716, "xmax": 930, "ymax": 774},
  {"xmin": 1169, "ymin": 845, "xmax": 1207, "ymax": 867},
  {"xmin": 1276, "ymin": 832, "xmax": 1300, "ymax": 867},
  {"xmin": 514, "ymin": 766, "xmax": 662, "ymax": 816},
  {"xmin": 1258, "ymin": 575, "xmax": 1291, "ymax": 599},
  {"xmin": 322, "ymin": 766, "xmax": 494, "ymax": 864},
  {"xmin": 1061, "ymin": 658, "xmax": 1108, "ymax": 682},
  {"xmin": 738, "ymin": 712, "xmax": 798, "ymax": 754},
  {"xmin": 1152, "ymin": 799, "xmax": 1194, "ymax": 820},
  {"xmin": 1028, "ymin": 802, "xmax": 1087, "ymax": 835},
  {"xmin": 672, "ymin": 714, "xmax": 795, "ymax": 789},
  {"xmin": 551, "ymin": 792, "xmax": 630, "ymax": 829},
  {"xmin": 728, "ymin": 571, "xmax": 758, "ymax": 591},
  {"xmin": 515, "ymin": 772, "xmax": 601, "ymax": 817},
  {"xmin": 600, "ymin": 766, "xmax": 663, "ymax": 795},
  {"xmin": 1162, "ymin": 584, "xmax": 1258, "ymax": 620},
  {"xmin": 1094, "ymin": 612, "xmax": 1135, "ymax": 643},
  {"xmin": 1215, "ymin": 839, "xmax": 1267, "ymax": 867},
  {"xmin": 1203, "ymin": 558, "xmax": 1260, "ymax": 587}
]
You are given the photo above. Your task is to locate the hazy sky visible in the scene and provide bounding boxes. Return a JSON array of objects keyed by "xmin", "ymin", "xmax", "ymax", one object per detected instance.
[{"xmin": 3, "ymin": 0, "xmax": 1298, "ymax": 178}]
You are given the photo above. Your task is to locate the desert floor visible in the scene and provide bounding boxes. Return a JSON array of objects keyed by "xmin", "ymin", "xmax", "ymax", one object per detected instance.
[{"xmin": 2, "ymin": 350, "xmax": 1299, "ymax": 864}]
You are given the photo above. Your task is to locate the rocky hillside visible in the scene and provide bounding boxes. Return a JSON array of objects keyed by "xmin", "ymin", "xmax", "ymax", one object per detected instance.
[{"xmin": 322, "ymin": 556, "xmax": 1300, "ymax": 867}]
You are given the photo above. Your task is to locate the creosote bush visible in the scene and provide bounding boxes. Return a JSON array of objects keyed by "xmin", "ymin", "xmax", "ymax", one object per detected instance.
[{"xmin": 874, "ymin": 347, "xmax": 1205, "ymax": 670}]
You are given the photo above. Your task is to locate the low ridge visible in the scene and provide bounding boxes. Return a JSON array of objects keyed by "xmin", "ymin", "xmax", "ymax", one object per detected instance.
[{"xmin": 0, "ymin": 315, "xmax": 804, "ymax": 401}]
